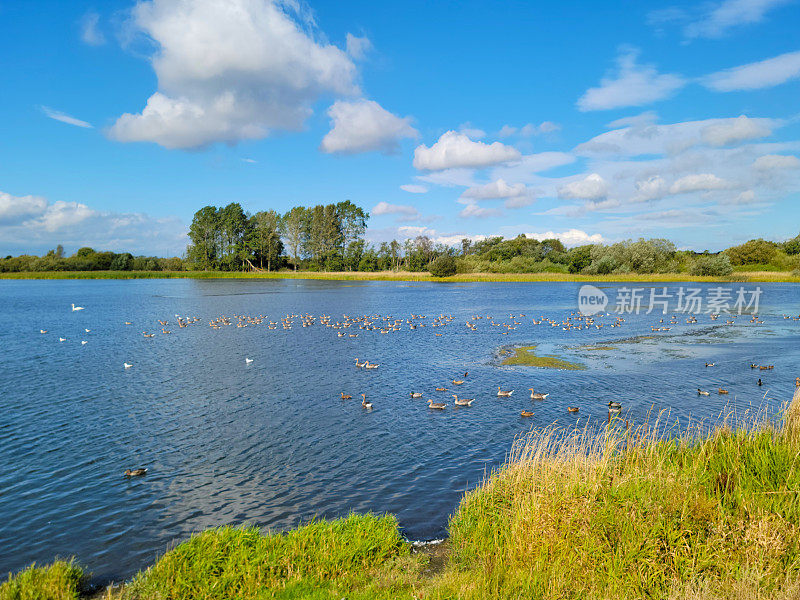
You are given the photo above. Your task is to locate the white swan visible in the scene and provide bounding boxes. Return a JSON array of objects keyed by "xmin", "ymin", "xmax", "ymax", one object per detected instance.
[
  {"xmin": 71, "ymin": 304, "xmax": 84, "ymax": 311},
  {"xmin": 245, "ymin": 358, "xmax": 253, "ymax": 364},
  {"xmin": 59, "ymin": 337, "xmax": 66, "ymax": 342},
  {"xmin": 84, "ymin": 329, "xmax": 91, "ymax": 333},
  {"xmin": 40, "ymin": 329, "xmax": 47, "ymax": 334},
  {"xmin": 124, "ymin": 362, "xmax": 132, "ymax": 369},
  {"xmin": 81, "ymin": 341, "xmax": 87, "ymax": 345}
]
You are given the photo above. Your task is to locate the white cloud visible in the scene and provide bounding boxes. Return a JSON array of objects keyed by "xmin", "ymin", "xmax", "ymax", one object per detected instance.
[
  {"xmin": 345, "ymin": 33, "xmax": 372, "ymax": 60},
  {"xmin": 0, "ymin": 191, "xmax": 187, "ymax": 256},
  {"xmin": 633, "ymin": 175, "xmax": 668, "ymax": 201},
  {"xmin": 459, "ymin": 123, "xmax": 486, "ymax": 139},
  {"xmin": 558, "ymin": 173, "xmax": 609, "ymax": 200},
  {"xmin": 413, "ymin": 131, "xmax": 521, "ymax": 171},
  {"xmin": 704, "ymin": 50, "xmax": 800, "ymax": 91},
  {"xmin": 400, "ymin": 184, "xmax": 428, "ymax": 194},
  {"xmin": 527, "ymin": 229, "xmax": 604, "ymax": 246},
  {"xmin": 701, "ymin": 115, "xmax": 772, "ymax": 146},
  {"xmin": 40, "ymin": 106, "xmax": 93, "ymax": 128},
  {"xmin": 459, "ymin": 203, "xmax": 503, "ymax": 218},
  {"xmin": 669, "ymin": 173, "xmax": 733, "ymax": 194},
  {"xmin": 685, "ymin": 0, "xmax": 791, "ymax": 39},
  {"xmin": 461, "ymin": 179, "xmax": 528, "ymax": 200},
  {"xmin": 721, "ymin": 190, "xmax": 758, "ymax": 204},
  {"xmin": 319, "ymin": 99, "xmax": 418, "ymax": 155},
  {"xmin": 491, "ymin": 152, "xmax": 576, "ymax": 183},
  {"xmin": 0, "ymin": 192, "xmax": 48, "ymax": 224},
  {"xmin": 370, "ymin": 202, "xmax": 425, "ymax": 222},
  {"xmin": 109, "ymin": 0, "xmax": 359, "ymax": 149},
  {"xmin": 753, "ymin": 154, "xmax": 800, "ymax": 170},
  {"xmin": 577, "ymin": 47, "xmax": 686, "ymax": 111},
  {"xmin": 80, "ymin": 11, "xmax": 106, "ymax": 46},
  {"xmin": 500, "ymin": 121, "xmax": 561, "ymax": 137},
  {"xmin": 576, "ymin": 115, "xmax": 776, "ymax": 157},
  {"xmin": 606, "ymin": 111, "xmax": 659, "ymax": 129}
]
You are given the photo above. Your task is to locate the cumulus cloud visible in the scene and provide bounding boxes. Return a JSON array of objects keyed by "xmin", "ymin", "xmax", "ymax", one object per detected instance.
[
  {"xmin": 345, "ymin": 33, "xmax": 372, "ymax": 60},
  {"xmin": 41, "ymin": 106, "xmax": 93, "ymax": 128},
  {"xmin": 109, "ymin": 0, "xmax": 359, "ymax": 149},
  {"xmin": 461, "ymin": 179, "xmax": 528, "ymax": 200},
  {"xmin": 558, "ymin": 173, "xmax": 609, "ymax": 200},
  {"xmin": 413, "ymin": 131, "xmax": 521, "ymax": 171},
  {"xmin": 400, "ymin": 184, "xmax": 428, "ymax": 194},
  {"xmin": 669, "ymin": 173, "xmax": 733, "ymax": 194},
  {"xmin": 371, "ymin": 201, "xmax": 425, "ymax": 222},
  {"xmin": 459, "ymin": 203, "xmax": 503, "ymax": 218},
  {"xmin": 633, "ymin": 175, "xmax": 669, "ymax": 202},
  {"xmin": 319, "ymin": 99, "xmax": 418, "ymax": 155},
  {"xmin": 705, "ymin": 50, "xmax": 800, "ymax": 91},
  {"xmin": 577, "ymin": 47, "xmax": 686, "ymax": 111},
  {"xmin": 701, "ymin": 115, "xmax": 772, "ymax": 147},
  {"xmin": 752, "ymin": 154, "xmax": 800, "ymax": 170},
  {"xmin": 80, "ymin": 11, "xmax": 106, "ymax": 46},
  {"xmin": 0, "ymin": 190, "xmax": 187, "ymax": 256},
  {"xmin": 685, "ymin": 0, "xmax": 791, "ymax": 39}
]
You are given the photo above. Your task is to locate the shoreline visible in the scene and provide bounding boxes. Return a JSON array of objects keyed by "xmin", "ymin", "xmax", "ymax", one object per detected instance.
[{"xmin": 1, "ymin": 269, "xmax": 798, "ymax": 282}]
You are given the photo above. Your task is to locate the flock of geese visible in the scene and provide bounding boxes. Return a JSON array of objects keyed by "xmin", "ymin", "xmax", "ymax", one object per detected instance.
[{"xmin": 40, "ymin": 303, "xmax": 798, "ymax": 458}]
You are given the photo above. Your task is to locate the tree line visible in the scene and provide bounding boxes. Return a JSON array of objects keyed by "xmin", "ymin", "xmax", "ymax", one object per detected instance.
[{"xmin": 2, "ymin": 212, "xmax": 799, "ymax": 276}]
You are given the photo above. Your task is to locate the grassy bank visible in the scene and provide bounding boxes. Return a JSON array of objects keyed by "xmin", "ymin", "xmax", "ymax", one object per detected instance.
[
  {"xmin": 6, "ymin": 389, "xmax": 800, "ymax": 599},
  {"xmin": 1, "ymin": 269, "xmax": 799, "ymax": 282}
]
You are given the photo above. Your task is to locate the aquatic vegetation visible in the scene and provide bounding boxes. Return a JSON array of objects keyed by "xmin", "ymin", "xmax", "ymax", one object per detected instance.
[{"xmin": 500, "ymin": 345, "xmax": 585, "ymax": 370}]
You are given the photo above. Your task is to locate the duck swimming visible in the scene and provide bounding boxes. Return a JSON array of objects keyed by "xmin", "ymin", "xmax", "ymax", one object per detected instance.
[{"xmin": 124, "ymin": 468, "xmax": 147, "ymax": 477}]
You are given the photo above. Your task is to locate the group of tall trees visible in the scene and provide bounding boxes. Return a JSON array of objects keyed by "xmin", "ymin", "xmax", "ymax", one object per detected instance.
[{"xmin": 186, "ymin": 201, "xmax": 368, "ymax": 271}]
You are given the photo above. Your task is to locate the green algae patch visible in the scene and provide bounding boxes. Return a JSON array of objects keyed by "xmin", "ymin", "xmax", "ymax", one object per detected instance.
[{"xmin": 500, "ymin": 345, "xmax": 585, "ymax": 370}]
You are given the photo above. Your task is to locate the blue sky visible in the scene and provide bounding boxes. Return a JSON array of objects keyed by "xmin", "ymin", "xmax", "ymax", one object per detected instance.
[{"xmin": 1, "ymin": 0, "xmax": 799, "ymax": 256}]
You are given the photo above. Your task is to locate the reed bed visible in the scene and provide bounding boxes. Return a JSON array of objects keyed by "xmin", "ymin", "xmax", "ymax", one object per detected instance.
[{"xmin": 2, "ymin": 270, "xmax": 799, "ymax": 282}]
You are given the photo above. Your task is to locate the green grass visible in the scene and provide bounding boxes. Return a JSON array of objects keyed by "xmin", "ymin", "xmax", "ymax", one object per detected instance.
[
  {"xmin": 0, "ymin": 560, "xmax": 84, "ymax": 600},
  {"xmin": 8, "ymin": 392, "xmax": 800, "ymax": 599},
  {"xmin": 2, "ymin": 270, "xmax": 800, "ymax": 282},
  {"xmin": 500, "ymin": 345, "xmax": 585, "ymax": 370},
  {"xmin": 118, "ymin": 513, "xmax": 421, "ymax": 600}
]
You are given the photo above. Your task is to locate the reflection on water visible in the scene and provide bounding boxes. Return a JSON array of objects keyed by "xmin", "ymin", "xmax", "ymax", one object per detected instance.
[{"xmin": 0, "ymin": 279, "xmax": 798, "ymax": 582}]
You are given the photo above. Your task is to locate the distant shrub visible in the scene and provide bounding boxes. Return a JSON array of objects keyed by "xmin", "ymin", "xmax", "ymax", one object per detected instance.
[
  {"xmin": 429, "ymin": 255, "xmax": 458, "ymax": 277},
  {"xmin": 690, "ymin": 254, "xmax": 733, "ymax": 276}
]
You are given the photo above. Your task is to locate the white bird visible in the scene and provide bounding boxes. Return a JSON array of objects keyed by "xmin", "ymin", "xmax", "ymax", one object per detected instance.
[
  {"xmin": 84, "ymin": 329, "xmax": 91, "ymax": 333},
  {"xmin": 245, "ymin": 358, "xmax": 253, "ymax": 364},
  {"xmin": 40, "ymin": 329, "xmax": 47, "ymax": 334},
  {"xmin": 81, "ymin": 341, "xmax": 87, "ymax": 345},
  {"xmin": 59, "ymin": 337, "xmax": 66, "ymax": 342},
  {"xmin": 124, "ymin": 362, "xmax": 132, "ymax": 369},
  {"xmin": 71, "ymin": 304, "xmax": 84, "ymax": 311}
]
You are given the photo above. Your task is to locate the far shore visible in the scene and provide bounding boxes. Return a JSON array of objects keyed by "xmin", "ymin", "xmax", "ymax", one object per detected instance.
[{"xmin": 1, "ymin": 269, "xmax": 799, "ymax": 283}]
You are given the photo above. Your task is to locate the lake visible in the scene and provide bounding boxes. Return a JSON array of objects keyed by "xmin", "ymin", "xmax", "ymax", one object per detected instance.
[{"xmin": 1, "ymin": 279, "xmax": 798, "ymax": 583}]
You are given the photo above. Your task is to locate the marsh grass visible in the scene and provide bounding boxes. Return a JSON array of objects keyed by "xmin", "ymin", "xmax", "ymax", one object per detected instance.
[
  {"xmin": 0, "ymin": 560, "xmax": 84, "ymax": 600},
  {"xmin": 2, "ymin": 270, "xmax": 799, "ymax": 282},
  {"xmin": 443, "ymin": 396, "xmax": 800, "ymax": 599}
]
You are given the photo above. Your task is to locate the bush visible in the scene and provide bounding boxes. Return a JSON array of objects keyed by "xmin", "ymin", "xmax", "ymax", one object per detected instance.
[
  {"xmin": 725, "ymin": 239, "xmax": 778, "ymax": 266},
  {"xmin": 690, "ymin": 254, "xmax": 733, "ymax": 276},
  {"xmin": 428, "ymin": 255, "xmax": 457, "ymax": 277}
]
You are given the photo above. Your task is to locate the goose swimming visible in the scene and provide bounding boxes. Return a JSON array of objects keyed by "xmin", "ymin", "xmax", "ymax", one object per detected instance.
[
  {"xmin": 452, "ymin": 395, "xmax": 474, "ymax": 406},
  {"xmin": 427, "ymin": 399, "xmax": 447, "ymax": 409},
  {"xmin": 529, "ymin": 388, "xmax": 549, "ymax": 400},
  {"xmin": 361, "ymin": 394, "xmax": 373, "ymax": 409},
  {"xmin": 497, "ymin": 387, "xmax": 513, "ymax": 397}
]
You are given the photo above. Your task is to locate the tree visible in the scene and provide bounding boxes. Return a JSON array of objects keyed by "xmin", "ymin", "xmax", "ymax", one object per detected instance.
[
  {"xmin": 282, "ymin": 207, "xmax": 308, "ymax": 271},
  {"xmin": 111, "ymin": 253, "xmax": 134, "ymax": 271},
  {"xmin": 187, "ymin": 206, "xmax": 220, "ymax": 270},
  {"xmin": 336, "ymin": 200, "xmax": 368, "ymax": 267},
  {"xmin": 783, "ymin": 233, "xmax": 800, "ymax": 255},
  {"xmin": 568, "ymin": 245, "xmax": 593, "ymax": 274},
  {"xmin": 248, "ymin": 211, "xmax": 283, "ymax": 271},
  {"xmin": 690, "ymin": 254, "xmax": 733, "ymax": 276},
  {"xmin": 725, "ymin": 239, "xmax": 778, "ymax": 266},
  {"xmin": 429, "ymin": 255, "xmax": 457, "ymax": 277},
  {"xmin": 218, "ymin": 203, "xmax": 247, "ymax": 270}
]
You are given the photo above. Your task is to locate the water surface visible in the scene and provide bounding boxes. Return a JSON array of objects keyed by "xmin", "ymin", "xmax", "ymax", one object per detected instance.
[{"xmin": 1, "ymin": 279, "xmax": 798, "ymax": 582}]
